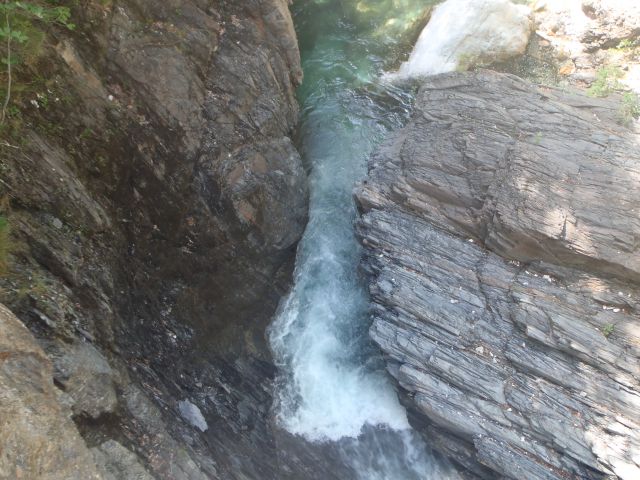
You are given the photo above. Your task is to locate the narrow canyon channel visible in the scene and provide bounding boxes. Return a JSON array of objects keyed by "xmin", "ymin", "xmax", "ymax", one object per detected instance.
[{"xmin": 268, "ymin": 0, "xmax": 455, "ymax": 477}]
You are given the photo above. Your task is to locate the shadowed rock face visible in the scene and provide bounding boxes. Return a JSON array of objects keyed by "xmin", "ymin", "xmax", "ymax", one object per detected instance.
[
  {"xmin": 356, "ymin": 70, "xmax": 640, "ymax": 480},
  {"xmin": 0, "ymin": 0, "xmax": 311, "ymax": 478}
]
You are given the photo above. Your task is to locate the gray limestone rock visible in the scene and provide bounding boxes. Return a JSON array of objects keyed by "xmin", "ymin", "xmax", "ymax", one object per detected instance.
[
  {"xmin": 179, "ymin": 399, "xmax": 208, "ymax": 432},
  {"xmin": 0, "ymin": 304, "xmax": 102, "ymax": 480},
  {"xmin": 356, "ymin": 70, "xmax": 640, "ymax": 480},
  {"xmin": 48, "ymin": 340, "xmax": 119, "ymax": 419},
  {"xmin": 92, "ymin": 440, "xmax": 154, "ymax": 480}
]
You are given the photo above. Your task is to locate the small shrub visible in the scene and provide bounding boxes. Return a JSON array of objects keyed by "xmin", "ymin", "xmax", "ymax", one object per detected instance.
[
  {"xmin": 618, "ymin": 91, "xmax": 640, "ymax": 126},
  {"xmin": 616, "ymin": 38, "xmax": 637, "ymax": 50},
  {"xmin": 602, "ymin": 323, "xmax": 615, "ymax": 338},
  {"xmin": 533, "ymin": 131, "xmax": 543, "ymax": 144},
  {"xmin": 587, "ymin": 66, "xmax": 640, "ymax": 126},
  {"xmin": 79, "ymin": 126, "xmax": 94, "ymax": 140},
  {"xmin": 587, "ymin": 66, "xmax": 624, "ymax": 97},
  {"xmin": 0, "ymin": 1, "xmax": 75, "ymax": 124}
]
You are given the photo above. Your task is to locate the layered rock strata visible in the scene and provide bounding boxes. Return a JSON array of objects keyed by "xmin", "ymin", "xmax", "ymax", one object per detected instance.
[
  {"xmin": 356, "ymin": 70, "xmax": 640, "ymax": 480},
  {"xmin": 0, "ymin": 0, "xmax": 310, "ymax": 478}
]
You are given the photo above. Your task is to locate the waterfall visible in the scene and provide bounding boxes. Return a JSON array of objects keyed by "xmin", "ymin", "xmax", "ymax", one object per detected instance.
[
  {"xmin": 267, "ymin": 84, "xmax": 452, "ymax": 477},
  {"xmin": 391, "ymin": 0, "xmax": 532, "ymax": 79},
  {"xmin": 267, "ymin": 1, "xmax": 465, "ymax": 478},
  {"xmin": 267, "ymin": 84, "xmax": 410, "ymax": 441}
]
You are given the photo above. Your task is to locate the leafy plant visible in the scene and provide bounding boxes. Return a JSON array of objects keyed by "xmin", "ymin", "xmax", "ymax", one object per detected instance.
[
  {"xmin": 587, "ymin": 66, "xmax": 624, "ymax": 97},
  {"xmin": 616, "ymin": 38, "xmax": 637, "ymax": 50},
  {"xmin": 533, "ymin": 131, "xmax": 543, "ymax": 144},
  {"xmin": 0, "ymin": 1, "xmax": 75, "ymax": 124},
  {"xmin": 587, "ymin": 66, "xmax": 640, "ymax": 126},
  {"xmin": 618, "ymin": 91, "xmax": 640, "ymax": 126},
  {"xmin": 602, "ymin": 323, "xmax": 615, "ymax": 338}
]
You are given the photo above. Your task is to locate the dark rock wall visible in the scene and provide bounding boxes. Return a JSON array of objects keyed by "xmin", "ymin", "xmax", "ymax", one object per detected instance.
[
  {"xmin": 0, "ymin": 0, "xmax": 309, "ymax": 478},
  {"xmin": 356, "ymin": 71, "xmax": 640, "ymax": 480}
]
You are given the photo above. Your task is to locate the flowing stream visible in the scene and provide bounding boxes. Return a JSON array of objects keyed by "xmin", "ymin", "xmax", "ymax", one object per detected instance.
[{"xmin": 268, "ymin": 1, "xmax": 457, "ymax": 478}]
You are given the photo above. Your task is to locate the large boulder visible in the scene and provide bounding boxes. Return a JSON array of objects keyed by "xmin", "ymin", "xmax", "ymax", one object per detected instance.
[
  {"xmin": 392, "ymin": 0, "xmax": 533, "ymax": 78},
  {"xmin": 356, "ymin": 70, "xmax": 640, "ymax": 479}
]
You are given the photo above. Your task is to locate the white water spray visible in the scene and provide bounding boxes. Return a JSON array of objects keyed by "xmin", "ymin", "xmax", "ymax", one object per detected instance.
[
  {"xmin": 391, "ymin": 0, "xmax": 532, "ymax": 79},
  {"xmin": 267, "ymin": 82, "xmax": 452, "ymax": 477},
  {"xmin": 265, "ymin": 0, "xmax": 531, "ymax": 477},
  {"xmin": 268, "ymin": 89, "xmax": 411, "ymax": 441}
]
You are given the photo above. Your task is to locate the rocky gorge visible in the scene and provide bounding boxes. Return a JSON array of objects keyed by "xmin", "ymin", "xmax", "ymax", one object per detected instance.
[
  {"xmin": 1, "ymin": 0, "xmax": 639, "ymax": 479},
  {"xmin": 0, "ymin": 0, "xmax": 313, "ymax": 478}
]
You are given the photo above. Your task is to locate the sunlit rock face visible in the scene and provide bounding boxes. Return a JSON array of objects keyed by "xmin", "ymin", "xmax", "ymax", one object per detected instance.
[
  {"xmin": 391, "ymin": 0, "xmax": 533, "ymax": 78},
  {"xmin": 0, "ymin": 304, "xmax": 103, "ymax": 479},
  {"xmin": 533, "ymin": 0, "xmax": 640, "ymax": 93},
  {"xmin": 356, "ymin": 71, "xmax": 640, "ymax": 479}
]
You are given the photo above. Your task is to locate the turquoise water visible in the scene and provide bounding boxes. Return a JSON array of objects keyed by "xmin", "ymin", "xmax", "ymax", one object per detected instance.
[{"xmin": 268, "ymin": 1, "xmax": 455, "ymax": 478}]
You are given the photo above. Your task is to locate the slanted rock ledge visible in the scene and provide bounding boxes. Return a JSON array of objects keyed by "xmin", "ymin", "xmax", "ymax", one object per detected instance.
[{"xmin": 356, "ymin": 70, "xmax": 640, "ymax": 480}]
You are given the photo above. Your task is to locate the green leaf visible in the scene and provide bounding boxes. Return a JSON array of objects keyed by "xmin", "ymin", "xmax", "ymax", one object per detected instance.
[
  {"xmin": 11, "ymin": 30, "xmax": 28, "ymax": 43},
  {"xmin": 0, "ymin": 4, "xmax": 17, "ymax": 14},
  {"xmin": 2, "ymin": 56, "xmax": 20, "ymax": 66}
]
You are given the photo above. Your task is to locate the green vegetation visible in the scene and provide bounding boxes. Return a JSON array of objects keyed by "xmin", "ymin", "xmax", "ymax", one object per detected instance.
[
  {"xmin": 0, "ymin": 1, "xmax": 75, "ymax": 125},
  {"xmin": 602, "ymin": 323, "xmax": 615, "ymax": 339},
  {"xmin": 619, "ymin": 91, "xmax": 640, "ymax": 127},
  {"xmin": 533, "ymin": 131, "xmax": 543, "ymax": 144},
  {"xmin": 79, "ymin": 126, "xmax": 94, "ymax": 140},
  {"xmin": 616, "ymin": 38, "xmax": 638, "ymax": 50},
  {"xmin": 587, "ymin": 65, "xmax": 624, "ymax": 97},
  {"xmin": 15, "ymin": 270, "xmax": 48, "ymax": 301},
  {"xmin": 587, "ymin": 65, "xmax": 640, "ymax": 126}
]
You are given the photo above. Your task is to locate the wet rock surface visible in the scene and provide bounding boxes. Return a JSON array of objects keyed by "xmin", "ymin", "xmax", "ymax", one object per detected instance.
[
  {"xmin": 356, "ymin": 70, "xmax": 640, "ymax": 479},
  {"xmin": 0, "ymin": 0, "xmax": 312, "ymax": 478}
]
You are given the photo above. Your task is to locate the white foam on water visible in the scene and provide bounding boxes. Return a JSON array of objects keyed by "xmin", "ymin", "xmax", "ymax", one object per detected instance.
[
  {"xmin": 265, "ymin": 1, "xmax": 501, "ymax": 477},
  {"xmin": 267, "ymin": 103, "xmax": 457, "ymax": 472},
  {"xmin": 389, "ymin": 0, "xmax": 531, "ymax": 79},
  {"xmin": 271, "ymin": 294, "xmax": 411, "ymax": 440},
  {"xmin": 267, "ymin": 109, "xmax": 411, "ymax": 440}
]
